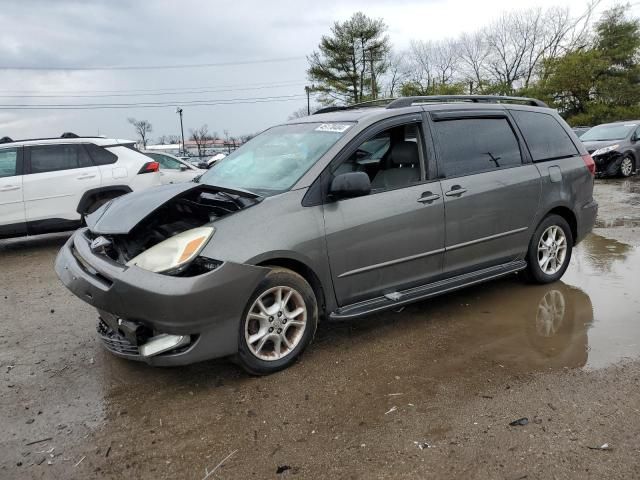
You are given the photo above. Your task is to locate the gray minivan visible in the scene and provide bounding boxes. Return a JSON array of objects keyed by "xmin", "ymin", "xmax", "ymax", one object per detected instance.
[{"xmin": 55, "ymin": 95, "xmax": 598, "ymax": 374}]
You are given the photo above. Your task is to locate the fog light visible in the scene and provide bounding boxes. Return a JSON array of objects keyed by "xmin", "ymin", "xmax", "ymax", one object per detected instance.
[{"xmin": 139, "ymin": 334, "xmax": 190, "ymax": 357}]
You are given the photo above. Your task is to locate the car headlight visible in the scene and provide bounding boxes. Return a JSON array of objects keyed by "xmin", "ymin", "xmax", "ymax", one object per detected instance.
[
  {"xmin": 126, "ymin": 226, "xmax": 215, "ymax": 273},
  {"xmin": 592, "ymin": 144, "xmax": 619, "ymax": 156}
]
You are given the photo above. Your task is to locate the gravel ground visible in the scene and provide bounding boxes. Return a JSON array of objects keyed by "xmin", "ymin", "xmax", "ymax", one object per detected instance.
[{"xmin": 1, "ymin": 177, "xmax": 639, "ymax": 479}]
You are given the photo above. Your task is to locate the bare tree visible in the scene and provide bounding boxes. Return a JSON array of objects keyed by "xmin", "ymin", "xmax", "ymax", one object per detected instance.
[
  {"xmin": 127, "ymin": 118, "xmax": 152, "ymax": 148},
  {"xmin": 382, "ymin": 51, "xmax": 410, "ymax": 97},
  {"xmin": 459, "ymin": 32, "xmax": 491, "ymax": 91},
  {"xmin": 189, "ymin": 124, "xmax": 212, "ymax": 158},
  {"xmin": 156, "ymin": 134, "xmax": 181, "ymax": 145}
]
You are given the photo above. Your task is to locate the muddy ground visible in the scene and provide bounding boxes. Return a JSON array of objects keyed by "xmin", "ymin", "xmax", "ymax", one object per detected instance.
[{"xmin": 1, "ymin": 178, "xmax": 639, "ymax": 479}]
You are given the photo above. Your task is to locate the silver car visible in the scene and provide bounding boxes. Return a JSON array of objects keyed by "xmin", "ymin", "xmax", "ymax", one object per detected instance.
[{"xmin": 55, "ymin": 95, "xmax": 598, "ymax": 374}]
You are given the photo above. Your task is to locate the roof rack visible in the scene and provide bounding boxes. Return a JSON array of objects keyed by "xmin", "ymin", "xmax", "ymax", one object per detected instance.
[
  {"xmin": 0, "ymin": 133, "xmax": 103, "ymax": 144},
  {"xmin": 313, "ymin": 98, "xmax": 395, "ymax": 115},
  {"xmin": 386, "ymin": 95, "xmax": 548, "ymax": 109}
]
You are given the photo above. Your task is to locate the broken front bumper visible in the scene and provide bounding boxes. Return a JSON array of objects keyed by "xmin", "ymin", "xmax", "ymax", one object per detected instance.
[
  {"xmin": 593, "ymin": 153, "xmax": 622, "ymax": 176},
  {"xmin": 54, "ymin": 228, "xmax": 269, "ymax": 366}
]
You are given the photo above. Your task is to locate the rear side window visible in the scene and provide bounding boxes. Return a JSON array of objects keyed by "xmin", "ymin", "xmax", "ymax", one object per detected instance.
[
  {"xmin": 511, "ymin": 110, "xmax": 578, "ymax": 161},
  {"xmin": 85, "ymin": 143, "xmax": 117, "ymax": 165},
  {"xmin": 0, "ymin": 148, "xmax": 18, "ymax": 178},
  {"xmin": 29, "ymin": 144, "xmax": 93, "ymax": 174},
  {"xmin": 433, "ymin": 118, "xmax": 522, "ymax": 177},
  {"xmin": 147, "ymin": 153, "xmax": 182, "ymax": 170}
]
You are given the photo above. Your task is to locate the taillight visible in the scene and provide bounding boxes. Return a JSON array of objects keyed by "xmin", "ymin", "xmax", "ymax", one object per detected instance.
[
  {"xmin": 581, "ymin": 154, "xmax": 595, "ymax": 176},
  {"xmin": 138, "ymin": 161, "xmax": 159, "ymax": 174}
]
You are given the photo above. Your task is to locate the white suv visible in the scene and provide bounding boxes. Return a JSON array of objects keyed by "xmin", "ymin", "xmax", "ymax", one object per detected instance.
[{"xmin": 0, "ymin": 134, "xmax": 161, "ymax": 239}]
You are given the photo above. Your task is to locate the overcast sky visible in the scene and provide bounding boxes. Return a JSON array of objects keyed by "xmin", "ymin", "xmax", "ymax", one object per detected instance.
[{"xmin": 0, "ymin": 0, "xmax": 635, "ymax": 142}]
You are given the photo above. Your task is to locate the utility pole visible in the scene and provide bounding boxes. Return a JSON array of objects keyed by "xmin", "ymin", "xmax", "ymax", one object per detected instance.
[
  {"xmin": 369, "ymin": 48, "xmax": 376, "ymax": 100},
  {"xmin": 305, "ymin": 85, "xmax": 314, "ymax": 115},
  {"xmin": 176, "ymin": 107, "xmax": 185, "ymax": 155}
]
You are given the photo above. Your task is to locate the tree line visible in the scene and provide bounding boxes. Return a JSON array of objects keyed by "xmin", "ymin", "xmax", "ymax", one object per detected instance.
[{"xmin": 307, "ymin": 3, "xmax": 640, "ymax": 125}]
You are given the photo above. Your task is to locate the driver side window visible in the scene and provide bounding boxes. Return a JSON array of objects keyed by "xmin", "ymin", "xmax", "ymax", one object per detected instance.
[{"xmin": 332, "ymin": 122, "xmax": 424, "ymax": 193}]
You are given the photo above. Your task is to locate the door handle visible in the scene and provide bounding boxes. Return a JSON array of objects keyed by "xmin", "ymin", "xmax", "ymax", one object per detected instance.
[
  {"xmin": 417, "ymin": 192, "xmax": 441, "ymax": 204},
  {"xmin": 76, "ymin": 174, "xmax": 96, "ymax": 180},
  {"xmin": 0, "ymin": 185, "xmax": 20, "ymax": 192},
  {"xmin": 445, "ymin": 186, "xmax": 467, "ymax": 197}
]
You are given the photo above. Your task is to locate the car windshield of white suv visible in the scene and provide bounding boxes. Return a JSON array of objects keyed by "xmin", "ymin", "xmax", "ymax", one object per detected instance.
[
  {"xmin": 580, "ymin": 124, "xmax": 636, "ymax": 141},
  {"xmin": 199, "ymin": 122, "xmax": 353, "ymax": 196}
]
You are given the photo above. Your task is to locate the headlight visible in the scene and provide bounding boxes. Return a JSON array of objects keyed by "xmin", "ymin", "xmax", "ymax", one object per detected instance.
[
  {"xmin": 126, "ymin": 226, "xmax": 214, "ymax": 273},
  {"xmin": 592, "ymin": 144, "xmax": 619, "ymax": 156}
]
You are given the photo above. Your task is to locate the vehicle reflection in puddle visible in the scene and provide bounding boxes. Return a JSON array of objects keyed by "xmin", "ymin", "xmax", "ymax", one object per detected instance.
[
  {"xmin": 564, "ymin": 233, "xmax": 640, "ymax": 369},
  {"xmin": 313, "ymin": 233, "xmax": 639, "ymax": 377}
]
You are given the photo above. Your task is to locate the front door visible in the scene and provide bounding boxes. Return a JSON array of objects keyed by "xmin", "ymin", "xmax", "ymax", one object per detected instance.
[
  {"xmin": 431, "ymin": 113, "xmax": 541, "ymax": 276},
  {"xmin": 0, "ymin": 147, "xmax": 26, "ymax": 238},
  {"xmin": 323, "ymin": 119, "xmax": 445, "ymax": 306}
]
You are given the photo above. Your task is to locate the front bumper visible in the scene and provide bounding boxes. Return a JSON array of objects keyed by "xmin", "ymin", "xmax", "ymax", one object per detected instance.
[
  {"xmin": 55, "ymin": 228, "xmax": 269, "ymax": 365},
  {"xmin": 593, "ymin": 153, "xmax": 622, "ymax": 176}
]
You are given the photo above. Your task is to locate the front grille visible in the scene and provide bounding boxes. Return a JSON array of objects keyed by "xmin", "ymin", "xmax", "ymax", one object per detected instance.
[{"xmin": 97, "ymin": 320, "xmax": 140, "ymax": 356}]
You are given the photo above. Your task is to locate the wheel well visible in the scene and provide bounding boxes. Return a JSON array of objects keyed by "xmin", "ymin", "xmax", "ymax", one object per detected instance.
[
  {"xmin": 547, "ymin": 206, "xmax": 577, "ymax": 244},
  {"xmin": 77, "ymin": 186, "xmax": 131, "ymax": 214},
  {"xmin": 257, "ymin": 258, "xmax": 327, "ymax": 317}
]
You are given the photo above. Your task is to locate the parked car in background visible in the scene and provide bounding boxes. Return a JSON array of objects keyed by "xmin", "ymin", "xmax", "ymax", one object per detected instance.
[
  {"xmin": 142, "ymin": 151, "xmax": 205, "ymax": 184},
  {"xmin": 572, "ymin": 126, "xmax": 591, "ymax": 138},
  {"xmin": 55, "ymin": 95, "xmax": 597, "ymax": 375},
  {"xmin": 196, "ymin": 153, "xmax": 227, "ymax": 169},
  {"xmin": 580, "ymin": 121, "xmax": 639, "ymax": 177},
  {"xmin": 0, "ymin": 134, "xmax": 161, "ymax": 239}
]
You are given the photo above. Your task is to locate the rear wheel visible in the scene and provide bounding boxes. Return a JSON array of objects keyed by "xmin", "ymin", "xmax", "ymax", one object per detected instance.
[
  {"xmin": 236, "ymin": 268, "xmax": 317, "ymax": 375},
  {"xmin": 619, "ymin": 155, "xmax": 634, "ymax": 177},
  {"xmin": 524, "ymin": 215, "xmax": 573, "ymax": 284}
]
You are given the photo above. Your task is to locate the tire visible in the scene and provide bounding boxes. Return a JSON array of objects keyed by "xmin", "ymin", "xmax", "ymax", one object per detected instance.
[
  {"xmin": 235, "ymin": 267, "xmax": 317, "ymax": 375},
  {"xmin": 524, "ymin": 214, "xmax": 573, "ymax": 284},
  {"xmin": 619, "ymin": 155, "xmax": 634, "ymax": 177}
]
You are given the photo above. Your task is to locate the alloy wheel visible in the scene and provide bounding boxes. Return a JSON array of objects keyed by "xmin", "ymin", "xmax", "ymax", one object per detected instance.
[
  {"xmin": 537, "ymin": 225, "xmax": 568, "ymax": 275},
  {"xmin": 621, "ymin": 157, "xmax": 633, "ymax": 177},
  {"xmin": 244, "ymin": 286, "xmax": 307, "ymax": 361}
]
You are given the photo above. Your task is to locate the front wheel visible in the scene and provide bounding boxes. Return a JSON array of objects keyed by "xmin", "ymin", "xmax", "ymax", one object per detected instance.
[
  {"xmin": 236, "ymin": 268, "xmax": 317, "ymax": 375},
  {"xmin": 524, "ymin": 215, "xmax": 573, "ymax": 284},
  {"xmin": 619, "ymin": 155, "xmax": 634, "ymax": 177}
]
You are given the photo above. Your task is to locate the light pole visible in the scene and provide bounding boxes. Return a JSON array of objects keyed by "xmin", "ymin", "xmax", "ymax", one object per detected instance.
[
  {"xmin": 176, "ymin": 107, "xmax": 185, "ymax": 155},
  {"xmin": 305, "ymin": 85, "xmax": 315, "ymax": 115}
]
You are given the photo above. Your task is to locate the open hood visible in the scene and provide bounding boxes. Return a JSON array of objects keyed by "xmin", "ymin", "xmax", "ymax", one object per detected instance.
[
  {"xmin": 86, "ymin": 183, "xmax": 198, "ymax": 235},
  {"xmin": 86, "ymin": 183, "xmax": 260, "ymax": 235}
]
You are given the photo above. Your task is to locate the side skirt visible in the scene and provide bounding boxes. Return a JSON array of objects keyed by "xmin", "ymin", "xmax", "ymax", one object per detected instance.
[{"xmin": 329, "ymin": 260, "xmax": 527, "ymax": 321}]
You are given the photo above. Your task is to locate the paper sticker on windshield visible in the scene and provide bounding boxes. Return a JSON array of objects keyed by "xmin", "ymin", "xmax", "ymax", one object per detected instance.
[{"xmin": 315, "ymin": 123, "xmax": 352, "ymax": 133}]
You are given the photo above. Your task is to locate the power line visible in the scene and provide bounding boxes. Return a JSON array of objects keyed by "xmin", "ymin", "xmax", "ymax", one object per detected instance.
[
  {"xmin": 0, "ymin": 56, "xmax": 307, "ymax": 71},
  {"xmin": 0, "ymin": 94, "xmax": 309, "ymax": 110},
  {"xmin": 0, "ymin": 79, "xmax": 307, "ymax": 95},
  {"xmin": 0, "ymin": 81, "xmax": 308, "ymax": 99}
]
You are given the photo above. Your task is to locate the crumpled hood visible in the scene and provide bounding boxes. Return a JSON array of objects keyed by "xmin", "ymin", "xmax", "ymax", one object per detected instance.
[{"xmin": 86, "ymin": 183, "xmax": 201, "ymax": 235}]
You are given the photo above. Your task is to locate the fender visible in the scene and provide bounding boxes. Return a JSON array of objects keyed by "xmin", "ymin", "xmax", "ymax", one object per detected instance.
[{"xmin": 76, "ymin": 185, "xmax": 132, "ymax": 214}]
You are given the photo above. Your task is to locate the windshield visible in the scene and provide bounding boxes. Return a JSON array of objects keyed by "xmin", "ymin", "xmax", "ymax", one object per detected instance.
[
  {"xmin": 581, "ymin": 124, "xmax": 636, "ymax": 141},
  {"xmin": 199, "ymin": 122, "xmax": 353, "ymax": 195}
]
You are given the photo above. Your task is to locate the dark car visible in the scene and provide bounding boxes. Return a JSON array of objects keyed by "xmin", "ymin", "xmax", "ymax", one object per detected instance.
[
  {"xmin": 55, "ymin": 95, "xmax": 598, "ymax": 375},
  {"xmin": 580, "ymin": 121, "xmax": 640, "ymax": 177}
]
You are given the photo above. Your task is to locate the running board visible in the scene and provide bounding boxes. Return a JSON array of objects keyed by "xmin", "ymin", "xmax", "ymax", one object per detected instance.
[{"xmin": 329, "ymin": 260, "xmax": 527, "ymax": 321}]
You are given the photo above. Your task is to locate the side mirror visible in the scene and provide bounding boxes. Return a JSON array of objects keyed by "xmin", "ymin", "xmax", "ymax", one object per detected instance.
[
  {"xmin": 180, "ymin": 165, "xmax": 189, "ymax": 171},
  {"xmin": 329, "ymin": 171, "xmax": 371, "ymax": 199},
  {"xmin": 631, "ymin": 134, "xmax": 638, "ymax": 143}
]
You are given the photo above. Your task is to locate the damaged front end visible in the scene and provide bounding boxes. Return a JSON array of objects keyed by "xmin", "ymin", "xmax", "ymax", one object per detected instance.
[
  {"xmin": 85, "ymin": 183, "xmax": 261, "ymax": 276},
  {"xmin": 55, "ymin": 183, "xmax": 270, "ymax": 365}
]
